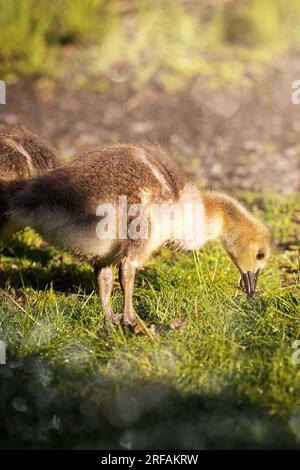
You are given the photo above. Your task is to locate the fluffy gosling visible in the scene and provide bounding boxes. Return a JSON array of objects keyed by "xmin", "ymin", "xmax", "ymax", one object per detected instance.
[
  {"xmin": 0, "ymin": 125, "xmax": 58, "ymax": 240},
  {"xmin": 7, "ymin": 144, "xmax": 272, "ymax": 326}
]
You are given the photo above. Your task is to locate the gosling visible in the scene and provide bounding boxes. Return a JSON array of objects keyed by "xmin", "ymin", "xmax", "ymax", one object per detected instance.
[
  {"xmin": 0, "ymin": 125, "xmax": 58, "ymax": 241},
  {"xmin": 7, "ymin": 144, "xmax": 272, "ymax": 326}
]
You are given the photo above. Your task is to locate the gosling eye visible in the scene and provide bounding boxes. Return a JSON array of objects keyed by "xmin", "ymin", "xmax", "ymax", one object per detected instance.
[{"xmin": 256, "ymin": 251, "xmax": 265, "ymax": 261}]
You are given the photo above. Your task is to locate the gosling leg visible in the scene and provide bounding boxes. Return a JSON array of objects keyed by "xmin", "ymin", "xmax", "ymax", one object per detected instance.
[
  {"xmin": 94, "ymin": 264, "xmax": 121, "ymax": 324},
  {"xmin": 119, "ymin": 258, "xmax": 137, "ymax": 327}
]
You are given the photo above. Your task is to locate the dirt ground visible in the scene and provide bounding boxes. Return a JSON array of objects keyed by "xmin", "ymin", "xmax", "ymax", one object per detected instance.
[{"xmin": 1, "ymin": 52, "xmax": 300, "ymax": 194}]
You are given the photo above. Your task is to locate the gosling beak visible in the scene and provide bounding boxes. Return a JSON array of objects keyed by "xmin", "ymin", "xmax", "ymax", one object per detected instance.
[{"xmin": 240, "ymin": 270, "xmax": 260, "ymax": 297}]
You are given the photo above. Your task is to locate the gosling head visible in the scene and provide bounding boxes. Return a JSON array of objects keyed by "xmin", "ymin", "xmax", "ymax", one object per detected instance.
[{"xmin": 223, "ymin": 219, "xmax": 272, "ymax": 297}]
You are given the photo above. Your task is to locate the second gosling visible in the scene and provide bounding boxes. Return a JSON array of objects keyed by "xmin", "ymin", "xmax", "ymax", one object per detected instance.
[
  {"xmin": 0, "ymin": 125, "xmax": 58, "ymax": 240},
  {"xmin": 8, "ymin": 144, "xmax": 272, "ymax": 326}
]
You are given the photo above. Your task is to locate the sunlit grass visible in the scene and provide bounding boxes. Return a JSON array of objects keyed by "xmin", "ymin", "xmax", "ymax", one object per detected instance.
[
  {"xmin": 0, "ymin": 192, "xmax": 299, "ymax": 448},
  {"xmin": 2, "ymin": 0, "xmax": 300, "ymax": 87}
]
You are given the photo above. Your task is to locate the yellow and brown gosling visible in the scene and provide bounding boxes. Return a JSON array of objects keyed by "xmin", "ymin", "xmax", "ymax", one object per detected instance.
[
  {"xmin": 0, "ymin": 125, "xmax": 58, "ymax": 240},
  {"xmin": 7, "ymin": 144, "xmax": 272, "ymax": 326}
]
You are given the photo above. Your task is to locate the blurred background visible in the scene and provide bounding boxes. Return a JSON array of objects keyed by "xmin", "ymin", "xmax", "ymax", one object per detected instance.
[{"xmin": 0, "ymin": 0, "xmax": 299, "ymax": 193}]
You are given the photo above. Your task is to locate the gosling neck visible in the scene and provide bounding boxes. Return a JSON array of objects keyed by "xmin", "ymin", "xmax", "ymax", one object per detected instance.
[{"xmin": 201, "ymin": 191, "xmax": 253, "ymax": 245}]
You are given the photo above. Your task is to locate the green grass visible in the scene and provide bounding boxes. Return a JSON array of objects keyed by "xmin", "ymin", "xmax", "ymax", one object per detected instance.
[
  {"xmin": 0, "ymin": 0, "xmax": 112, "ymax": 78},
  {"xmin": 0, "ymin": 191, "xmax": 299, "ymax": 449},
  {"xmin": 2, "ymin": 0, "xmax": 300, "ymax": 87}
]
